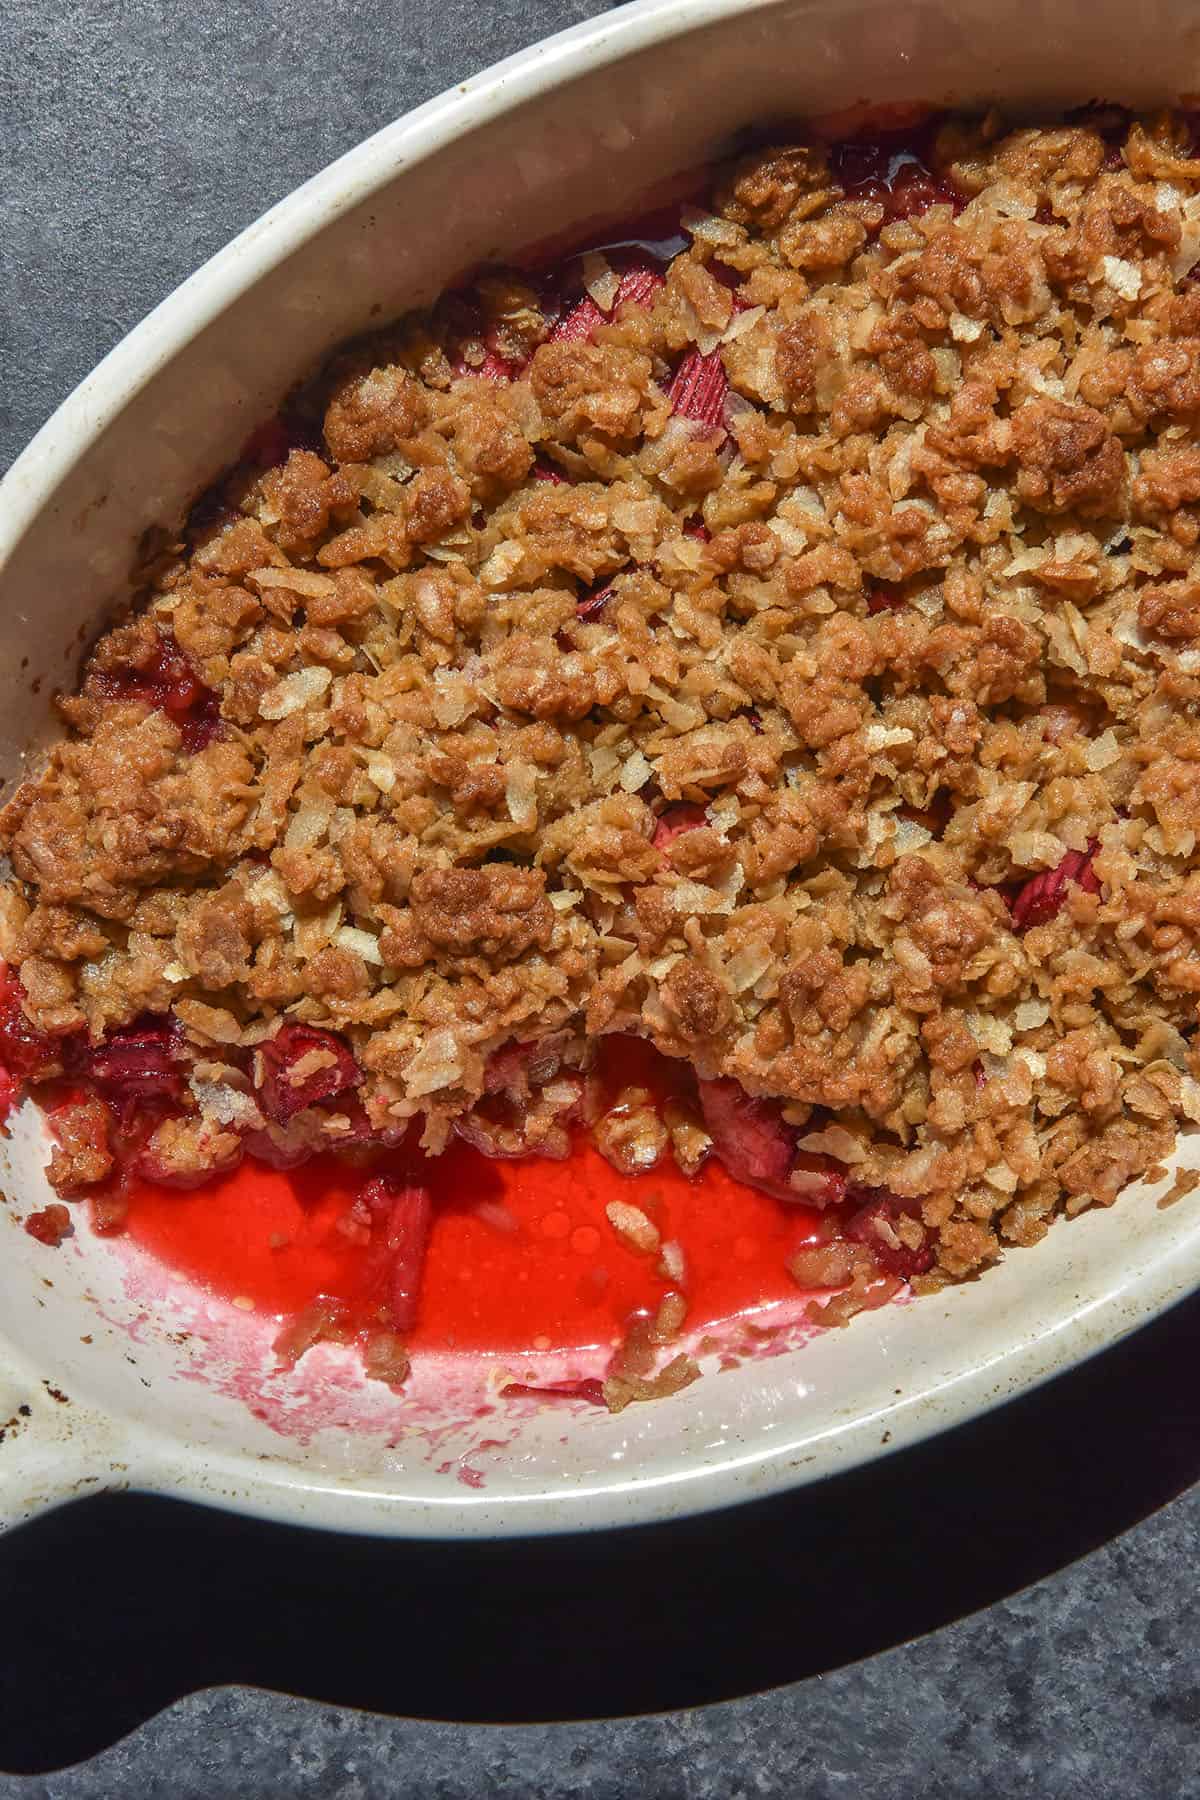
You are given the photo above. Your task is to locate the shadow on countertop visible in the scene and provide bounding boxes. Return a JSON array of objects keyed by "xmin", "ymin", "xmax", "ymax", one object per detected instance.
[{"xmin": 2, "ymin": 1287, "xmax": 1198, "ymax": 1773}]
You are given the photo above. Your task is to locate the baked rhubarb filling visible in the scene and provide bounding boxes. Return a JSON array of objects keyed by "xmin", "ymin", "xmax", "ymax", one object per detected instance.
[{"xmin": 6, "ymin": 106, "xmax": 1200, "ymax": 1410}]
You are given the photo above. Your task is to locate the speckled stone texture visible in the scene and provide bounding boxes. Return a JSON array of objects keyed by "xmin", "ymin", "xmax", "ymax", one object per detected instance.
[{"xmin": 1, "ymin": 1, "xmax": 1200, "ymax": 1792}]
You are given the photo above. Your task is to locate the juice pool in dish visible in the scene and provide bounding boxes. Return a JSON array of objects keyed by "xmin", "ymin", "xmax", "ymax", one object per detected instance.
[{"xmin": 125, "ymin": 1079, "xmax": 826, "ymax": 1357}]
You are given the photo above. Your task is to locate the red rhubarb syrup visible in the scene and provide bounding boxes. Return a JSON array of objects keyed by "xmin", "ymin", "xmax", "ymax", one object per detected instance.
[{"xmin": 123, "ymin": 1040, "xmax": 824, "ymax": 1355}]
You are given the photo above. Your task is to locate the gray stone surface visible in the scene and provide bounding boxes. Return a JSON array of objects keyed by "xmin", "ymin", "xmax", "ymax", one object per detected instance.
[
  {"xmin": 1, "ymin": 1, "xmax": 1199, "ymax": 1793},
  {"xmin": 3, "ymin": 1488, "xmax": 1200, "ymax": 1797}
]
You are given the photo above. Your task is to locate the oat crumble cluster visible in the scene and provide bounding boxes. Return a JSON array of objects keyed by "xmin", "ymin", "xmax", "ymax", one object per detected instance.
[{"xmin": 6, "ymin": 108, "xmax": 1200, "ymax": 1340}]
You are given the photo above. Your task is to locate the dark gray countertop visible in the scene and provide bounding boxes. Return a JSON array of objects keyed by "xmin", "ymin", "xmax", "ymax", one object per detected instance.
[{"xmin": 2, "ymin": 2, "xmax": 1199, "ymax": 1793}]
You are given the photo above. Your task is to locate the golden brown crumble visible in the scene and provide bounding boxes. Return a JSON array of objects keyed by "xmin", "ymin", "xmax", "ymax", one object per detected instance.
[{"xmin": 6, "ymin": 107, "xmax": 1200, "ymax": 1333}]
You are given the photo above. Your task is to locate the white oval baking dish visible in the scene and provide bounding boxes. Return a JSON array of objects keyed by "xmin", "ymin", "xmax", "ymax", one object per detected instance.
[{"xmin": 2, "ymin": 0, "xmax": 1199, "ymax": 1539}]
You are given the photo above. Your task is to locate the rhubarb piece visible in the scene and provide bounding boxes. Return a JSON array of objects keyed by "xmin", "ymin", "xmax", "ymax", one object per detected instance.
[
  {"xmin": 1008, "ymin": 840, "xmax": 1101, "ymax": 932},
  {"xmin": 830, "ymin": 133, "xmax": 962, "ymax": 227},
  {"xmin": 652, "ymin": 803, "xmax": 708, "ymax": 850},
  {"xmin": 549, "ymin": 295, "xmax": 606, "ymax": 343},
  {"xmin": 614, "ymin": 264, "xmax": 665, "ymax": 309},
  {"xmin": 697, "ymin": 1077, "xmax": 796, "ymax": 1199},
  {"xmin": 0, "ymin": 975, "xmax": 68, "ymax": 1084},
  {"xmin": 576, "ymin": 579, "xmax": 617, "ymax": 621},
  {"xmin": 74, "ymin": 1018, "xmax": 185, "ymax": 1127},
  {"xmin": 885, "ymin": 160, "xmax": 962, "ymax": 220},
  {"xmin": 667, "ymin": 348, "xmax": 728, "ymax": 431},
  {"xmin": 532, "ymin": 460, "xmax": 571, "ymax": 485},
  {"xmin": 90, "ymin": 628, "xmax": 221, "ymax": 752},
  {"xmin": 256, "ymin": 1022, "xmax": 363, "ymax": 1123},
  {"xmin": 699, "ymin": 1078, "xmax": 849, "ymax": 1206},
  {"xmin": 549, "ymin": 261, "xmax": 664, "ymax": 344},
  {"xmin": 24, "ymin": 1204, "xmax": 72, "ymax": 1246},
  {"xmin": 385, "ymin": 1180, "xmax": 431, "ymax": 1339},
  {"xmin": 843, "ymin": 1186, "xmax": 933, "ymax": 1280},
  {"xmin": 473, "ymin": 349, "xmax": 517, "ymax": 382},
  {"xmin": 359, "ymin": 1176, "xmax": 433, "ymax": 1333},
  {"xmin": 499, "ymin": 1377, "xmax": 607, "ymax": 1405}
]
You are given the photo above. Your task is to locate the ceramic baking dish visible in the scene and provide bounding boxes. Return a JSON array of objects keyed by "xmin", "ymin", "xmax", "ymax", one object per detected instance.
[{"xmin": 2, "ymin": 0, "xmax": 1199, "ymax": 1538}]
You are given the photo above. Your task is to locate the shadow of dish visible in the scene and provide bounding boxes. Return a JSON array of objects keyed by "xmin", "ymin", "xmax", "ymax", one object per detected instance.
[{"xmin": 1, "ymin": 1287, "xmax": 1198, "ymax": 1773}]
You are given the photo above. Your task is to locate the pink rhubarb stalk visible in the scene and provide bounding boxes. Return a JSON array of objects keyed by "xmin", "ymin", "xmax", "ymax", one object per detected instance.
[
  {"xmin": 667, "ymin": 348, "xmax": 728, "ymax": 432},
  {"xmin": 1008, "ymin": 840, "xmax": 1101, "ymax": 932}
]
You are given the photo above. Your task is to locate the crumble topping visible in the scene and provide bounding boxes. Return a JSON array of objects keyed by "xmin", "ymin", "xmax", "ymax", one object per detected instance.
[{"xmin": 5, "ymin": 106, "xmax": 1200, "ymax": 1356}]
